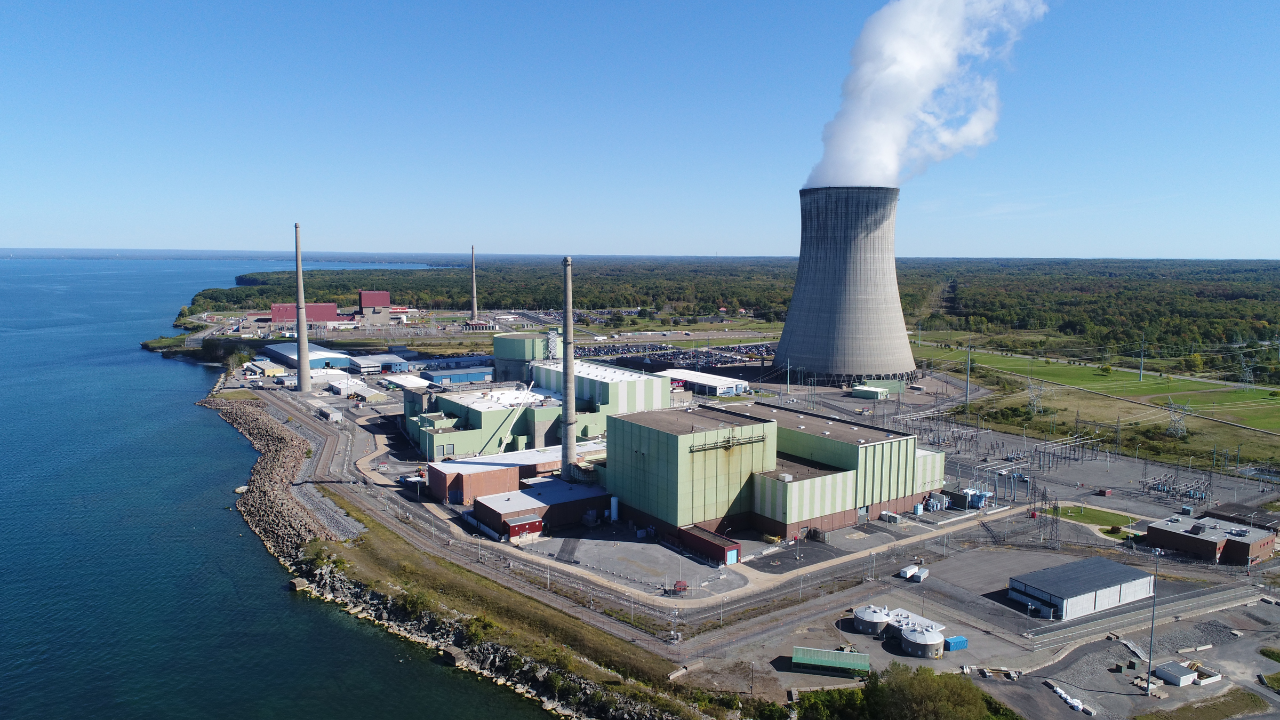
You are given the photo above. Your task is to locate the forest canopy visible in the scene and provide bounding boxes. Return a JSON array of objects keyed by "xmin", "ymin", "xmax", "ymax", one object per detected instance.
[{"xmin": 186, "ymin": 256, "xmax": 1280, "ymax": 348}]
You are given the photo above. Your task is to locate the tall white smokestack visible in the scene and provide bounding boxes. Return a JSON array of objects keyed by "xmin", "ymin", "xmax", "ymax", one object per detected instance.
[
  {"xmin": 294, "ymin": 223, "xmax": 311, "ymax": 393},
  {"xmin": 561, "ymin": 257, "xmax": 576, "ymax": 477},
  {"xmin": 470, "ymin": 245, "xmax": 479, "ymax": 322}
]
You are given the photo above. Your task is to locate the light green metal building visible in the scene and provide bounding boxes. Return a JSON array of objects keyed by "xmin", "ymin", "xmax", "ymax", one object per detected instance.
[
  {"xmin": 601, "ymin": 403, "xmax": 945, "ymax": 536},
  {"xmin": 604, "ymin": 406, "xmax": 777, "ymax": 528},
  {"xmin": 532, "ymin": 361, "xmax": 671, "ymax": 420},
  {"xmin": 403, "ymin": 361, "xmax": 670, "ymax": 462}
]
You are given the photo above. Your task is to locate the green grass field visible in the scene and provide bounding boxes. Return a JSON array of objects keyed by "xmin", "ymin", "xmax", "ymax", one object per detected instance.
[
  {"xmin": 1060, "ymin": 506, "xmax": 1136, "ymax": 527},
  {"xmin": 914, "ymin": 345, "xmax": 1221, "ymax": 398},
  {"xmin": 1169, "ymin": 388, "xmax": 1280, "ymax": 432}
]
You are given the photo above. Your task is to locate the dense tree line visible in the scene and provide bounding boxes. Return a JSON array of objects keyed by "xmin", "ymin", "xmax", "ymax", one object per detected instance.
[
  {"xmin": 905, "ymin": 258, "xmax": 1280, "ymax": 348},
  {"xmin": 186, "ymin": 257, "xmax": 1280, "ymax": 357},
  {"xmin": 784, "ymin": 662, "xmax": 1020, "ymax": 720},
  {"xmin": 191, "ymin": 257, "xmax": 803, "ymax": 315}
]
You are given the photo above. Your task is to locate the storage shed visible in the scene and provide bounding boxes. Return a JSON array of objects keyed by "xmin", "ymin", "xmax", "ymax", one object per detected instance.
[
  {"xmin": 678, "ymin": 525, "xmax": 741, "ymax": 565},
  {"xmin": 1008, "ymin": 557, "xmax": 1153, "ymax": 621},
  {"xmin": 503, "ymin": 514, "xmax": 544, "ymax": 538},
  {"xmin": 1154, "ymin": 661, "xmax": 1198, "ymax": 687}
]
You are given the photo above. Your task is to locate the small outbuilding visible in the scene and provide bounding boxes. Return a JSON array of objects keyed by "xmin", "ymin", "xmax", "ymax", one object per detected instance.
[
  {"xmin": 1154, "ymin": 661, "xmax": 1198, "ymax": 687},
  {"xmin": 245, "ymin": 360, "xmax": 286, "ymax": 377},
  {"xmin": 1008, "ymin": 556, "xmax": 1153, "ymax": 621},
  {"xmin": 678, "ymin": 525, "xmax": 741, "ymax": 565},
  {"xmin": 503, "ymin": 514, "xmax": 544, "ymax": 538}
]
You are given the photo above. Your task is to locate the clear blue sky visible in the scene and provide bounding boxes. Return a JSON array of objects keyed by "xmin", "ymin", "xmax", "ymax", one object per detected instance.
[{"xmin": 1, "ymin": 1, "xmax": 1276, "ymax": 258}]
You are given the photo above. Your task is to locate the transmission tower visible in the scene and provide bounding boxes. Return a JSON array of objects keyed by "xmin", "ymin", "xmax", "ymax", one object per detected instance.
[
  {"xmin": 1050, "ymin": 495, "xmax": 1061, "ymax": 549},
  {"xmin": 1238, "ymin": 353, "xmax": 1254, "ymax": 388},
  {"xmin": 1164, "ymin": 396, "xmax": 1192, "ymax": 439},
  {"xmin": 804, "ymin": 379, "xmax": 818, "ymax": 412},
  {"xmin": 1027, "ymin": 379, "xmax": 1046, "ymax": 417}
]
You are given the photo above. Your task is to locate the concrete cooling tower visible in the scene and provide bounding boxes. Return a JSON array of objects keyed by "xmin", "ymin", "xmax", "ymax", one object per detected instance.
[{"xmin": 774, "ymin": 186, "xmax": 916, "ymax": 381}]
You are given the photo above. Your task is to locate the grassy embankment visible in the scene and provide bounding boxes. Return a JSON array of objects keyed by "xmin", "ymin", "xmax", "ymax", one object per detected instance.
[
  {"xmin": 1259, "ymin": 647, "xmax": 1280, "ymax": 689},
  {"xmin": 310, "ymin": 486, "xmax": 746, "ymax": 719},
  {"xmin": 1054, "ymin": 506, "xmax": 1138, "ymax": 540},
  {"xmin": 912, "ymin": 345, "xmax": 1280, "ymax": 467},
  {"xmin": 1132, "ymin": 686, "xmax": 1267, "ymax": 720}
]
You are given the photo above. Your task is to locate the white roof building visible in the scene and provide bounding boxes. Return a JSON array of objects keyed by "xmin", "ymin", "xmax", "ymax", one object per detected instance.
[{"xmin": 657, "ymin": 368, "xmax": 749, "ymax": 397}]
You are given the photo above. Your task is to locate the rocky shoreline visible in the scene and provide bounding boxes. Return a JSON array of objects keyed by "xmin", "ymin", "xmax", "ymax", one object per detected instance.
[
  {"xmin": 198, "ymin": 396, "xmax": 338, "ymax": 555},
  {"xmin": 292, "ymin": 560, "xmax": 683, "ymax": 720},
  {"xmin": 199, "ymin": 388, "xmax": 685, "ymax": 720}
]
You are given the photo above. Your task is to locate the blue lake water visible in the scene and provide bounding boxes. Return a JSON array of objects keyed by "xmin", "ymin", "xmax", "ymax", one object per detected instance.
[{"xmin": 0, "ymin": 257, "xmax": 543, "ymax": 719}]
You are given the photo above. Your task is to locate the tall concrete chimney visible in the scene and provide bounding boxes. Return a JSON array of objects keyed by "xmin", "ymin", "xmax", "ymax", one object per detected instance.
[
  {"xmin": 294, "ymin": 223, "xmax": 311, "ymax": 392},
  {"xmin": 470, "ymin": 245, "xmax": 479, "ymax": 322},
  {"xmin": 773, "ymin": 187, "xmax": 915, "ymax": 380},
  {"xmin": 561, "ymin": 257, "xmax": 576, "ymax": 477}
]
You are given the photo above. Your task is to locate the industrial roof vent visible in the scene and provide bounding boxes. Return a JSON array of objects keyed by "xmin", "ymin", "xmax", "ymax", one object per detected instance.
[{"xmin": 774, "ymin": 187, "xmax": 915, "ymax": 379}]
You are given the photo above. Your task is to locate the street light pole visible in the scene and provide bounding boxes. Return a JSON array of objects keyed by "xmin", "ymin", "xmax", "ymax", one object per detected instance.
[{"xmin": 1146, "ymin": 554, "xmax": 1159, "ymax": 696}]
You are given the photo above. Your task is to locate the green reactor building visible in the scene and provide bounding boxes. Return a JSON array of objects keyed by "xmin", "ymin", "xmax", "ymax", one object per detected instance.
[
  {"xmin": 601, "ymin": 404, "xmax": 945, "ymax": 537},
  {"xmin": 492, "ymin": 331, "xmax": 561, "ymax": 383}
]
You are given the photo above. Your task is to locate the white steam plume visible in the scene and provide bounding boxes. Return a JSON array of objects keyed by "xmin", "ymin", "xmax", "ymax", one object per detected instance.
[{"xmin": 804, "ymin": 0, "xmax": 1046, "ymax": 189}]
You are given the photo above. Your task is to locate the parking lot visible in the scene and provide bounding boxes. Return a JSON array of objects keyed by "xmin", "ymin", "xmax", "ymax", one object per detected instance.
[{"xmin": 522, "ymin": 524, "xmax": 750, "ymax": 597}]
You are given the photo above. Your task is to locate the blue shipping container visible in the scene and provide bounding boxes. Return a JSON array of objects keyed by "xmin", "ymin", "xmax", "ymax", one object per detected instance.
[{"xmin": 944, "ymin": 636, "xmax": 968, "ymax": 651}]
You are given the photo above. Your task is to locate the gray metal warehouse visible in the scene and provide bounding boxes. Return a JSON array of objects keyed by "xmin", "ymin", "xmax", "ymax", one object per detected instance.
[{"xmin": 1007, "ymin": 557, "xmax": 1153, "ymax": 621}]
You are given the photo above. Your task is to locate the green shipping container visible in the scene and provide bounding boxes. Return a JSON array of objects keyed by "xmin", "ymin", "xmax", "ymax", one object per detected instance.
[{"xmin": 792, "ymin": 647, "xmax": 871, "ymax": 675}]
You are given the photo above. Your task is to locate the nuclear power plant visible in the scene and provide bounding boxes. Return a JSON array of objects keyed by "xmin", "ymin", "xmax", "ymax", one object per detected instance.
[{"xmin": 773, "ymin": 186, "xmax": 916, "ymax": 383}]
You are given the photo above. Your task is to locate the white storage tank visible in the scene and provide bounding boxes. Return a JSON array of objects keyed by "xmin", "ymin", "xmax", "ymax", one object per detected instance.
[
  {"xmin": 852, "ymin": 605, "xmax": 892, "ymax": 636},
  {"xmin": 899, "ymin": 626, "xmax": 945, "ymax": 658}
]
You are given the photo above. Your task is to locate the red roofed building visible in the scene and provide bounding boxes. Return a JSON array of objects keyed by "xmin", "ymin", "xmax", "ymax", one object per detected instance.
[
  {"xmin": 359, "ymin": 290, "xmax": 391, "ymax": 308},
  {"xmin": 358, "ymin": 290, "xmax": 393, "ymax": 325},
  {"xmin": 271, "ymin": 303, "xmax": 340, "ymax": 323}
]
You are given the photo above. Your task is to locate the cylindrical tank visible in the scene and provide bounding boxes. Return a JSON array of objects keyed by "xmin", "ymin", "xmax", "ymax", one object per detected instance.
[
  {"xmin": 852, "ymin": 605, "xmax": 891, "ymax": 636},
  {"xmin": 899, "ymin": 626, "xmax": 945, "ymax": 659}
]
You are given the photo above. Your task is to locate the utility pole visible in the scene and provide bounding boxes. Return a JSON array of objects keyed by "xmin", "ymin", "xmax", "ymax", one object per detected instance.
[
  {"xmin": 1139, "ymin": 332, "xmax": 1146, "ymax": 382},
  {"xmin": 964, "ymin": 342, "xmax": 972, "ymax": 423},
  {"xmin": 786, "ymin": 359, "xmax": 791, "ymax": 396}
]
